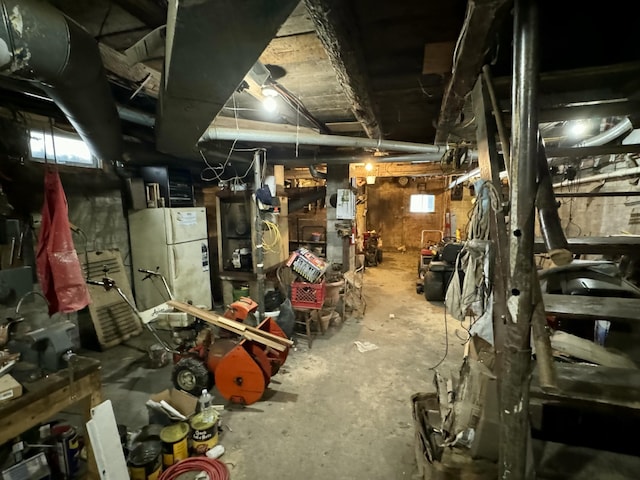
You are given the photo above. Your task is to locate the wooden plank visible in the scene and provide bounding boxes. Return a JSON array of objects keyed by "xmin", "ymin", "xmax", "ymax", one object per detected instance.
[
  {"xmin": 534, "ymin": 236, "xmax": 640, "ymax": 256},
  {"xmin": 304, "ymin": 0, "xmax": 381, "ymax": 139},
  {"xmin": 531, "ymin": 363, "xmax": 640, "ymax": 410},
  {"xmin": 0, "ymin": 367, "xmax": 102, "ymax": 444},
  {"xmin": 260, "ymin": 33, "xmax": 329, "ymax": 65},
  {"xmin": 543, "ymin": 294, "xmax": 640, "ymax": 322},
  {"xmin": 99, "ymin": 43, "xmax": 161, "ymax": 97},
  {"xmin": 167, "ymin": 301, "xmax": 293, "ymax": 349},
  {"xmin": 422, "ymin": 41, "xmax": 456, "ymax": 75},
  {"xmin": 276, "ymin": 1, "xmax": 315, "ymax": 37},
  {"xmin": 435, "ymin": 0, "xmax": 511, "ymax": 144}
]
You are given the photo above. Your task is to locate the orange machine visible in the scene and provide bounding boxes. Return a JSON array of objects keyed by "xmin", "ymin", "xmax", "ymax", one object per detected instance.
[{"xmin": 170, "ymin": 297, "xmax": 291, "ymax": 406}]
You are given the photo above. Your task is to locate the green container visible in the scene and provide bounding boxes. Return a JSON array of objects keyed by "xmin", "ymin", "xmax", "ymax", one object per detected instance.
[{"xmin": 232, "ymin": 285, "xmax": 250, "ymax": 301}]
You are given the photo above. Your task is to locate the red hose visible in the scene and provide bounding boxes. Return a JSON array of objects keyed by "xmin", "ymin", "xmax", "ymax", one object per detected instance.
[{"xmin": 159, "ymin": 458, "xmax": 229, "ymax": 480}]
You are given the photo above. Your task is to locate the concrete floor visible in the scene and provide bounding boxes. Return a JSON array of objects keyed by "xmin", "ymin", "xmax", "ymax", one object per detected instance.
[{"xmin": 76, "ymin": 251, "xmax": 639, "ymax": 479}]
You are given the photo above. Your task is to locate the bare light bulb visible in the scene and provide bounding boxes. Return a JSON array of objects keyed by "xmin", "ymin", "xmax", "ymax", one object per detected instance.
[
  {"xmin": 365, "ymin": 162, "xmax": 374, "ymax": 172},
  {"xmin": 263, "ymin": 96, "xmax": 277, "ymax": 112}
]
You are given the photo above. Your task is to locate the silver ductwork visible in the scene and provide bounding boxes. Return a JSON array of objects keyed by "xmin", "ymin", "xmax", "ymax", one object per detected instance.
[
  {"xmin": 200, "ymin": 126, "xmax": 444, "ymax": 154},
  {"xmin": 0, "ymin": 0, "xmax": 122, "ymax": 164}
]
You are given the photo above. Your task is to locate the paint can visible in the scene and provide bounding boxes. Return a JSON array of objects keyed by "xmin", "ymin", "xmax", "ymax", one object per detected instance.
[
  {"xmin": 52, "ymin": 423, "xmax": 79, "ymax": 478},
  {"xmin": 127, "ymin": 440, "xmax": 162, "ymax": 480},
  {"xmin": 189, "ymin": 410, "xmax": 219, "ymax": 455},
  {"xmin": 159, "ymin": 422, "xmax": 190, "ymax": 468}
]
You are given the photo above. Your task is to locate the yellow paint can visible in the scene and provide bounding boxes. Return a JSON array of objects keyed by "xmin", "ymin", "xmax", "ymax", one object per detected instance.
[
  {"xmin": 189, "ymin": 410, "xmax": 219, "ymax": 455},
  {"xmin": 159, "ymin": 422, "xmax": 190, "ymax": 468}
]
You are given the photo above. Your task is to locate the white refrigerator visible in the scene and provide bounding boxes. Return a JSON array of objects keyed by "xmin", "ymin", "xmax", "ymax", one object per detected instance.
[{"xmin": 129, "ymin": 207, "xmax": 212, "ymax": 310}]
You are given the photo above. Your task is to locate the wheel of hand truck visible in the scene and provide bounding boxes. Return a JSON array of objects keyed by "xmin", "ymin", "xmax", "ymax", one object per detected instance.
[
  {"xmin": 376, "ymin": 248, "xmax": 383, "ymax": 264},
  {"xmin": 172, "ymin": 357, "xmax": 212, "ymax": 396},
  {"xmin": 423, "ymin": 271, "xmax": 444, "ymax": 302}
]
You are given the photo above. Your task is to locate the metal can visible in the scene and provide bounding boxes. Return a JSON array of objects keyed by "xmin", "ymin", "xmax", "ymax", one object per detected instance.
[
  {"xmin": 52, "ymin": 423, "xmax": 79, "ymax": 478},
  {"xmin": 159, "ymin": 422, "xmax": 189, "ymax": 468},
  {"xmin": 189, "ymin": 410, "xmax": 219, "ymax": 455},
  {"xmin": 127, "ymin": 440, "xmax": 162, "ymax": 480}
]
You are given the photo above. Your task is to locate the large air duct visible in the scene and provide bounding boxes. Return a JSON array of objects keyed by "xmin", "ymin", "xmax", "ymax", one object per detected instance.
[
  {"xmin": 200, "ymin": 126, "xmax": 444, "ymax": 155},
  {"xmin": 0, "ymin": 0, "xmax": 122, "ymax": 164}
]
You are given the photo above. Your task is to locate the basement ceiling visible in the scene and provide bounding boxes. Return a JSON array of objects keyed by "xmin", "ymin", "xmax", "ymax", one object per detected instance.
[{"xmin": 0, "ymin": 0, "xmax": 639, "ymax": 168}]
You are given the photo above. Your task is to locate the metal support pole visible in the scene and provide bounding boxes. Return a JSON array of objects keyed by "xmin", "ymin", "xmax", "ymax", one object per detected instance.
[
  {"xmin": 500, "ymin": 0, "xmax": 539, "ymax": 477},
  {"xmin": 253, "ymin": 150, "xmax": 265, "ymax": 322}
]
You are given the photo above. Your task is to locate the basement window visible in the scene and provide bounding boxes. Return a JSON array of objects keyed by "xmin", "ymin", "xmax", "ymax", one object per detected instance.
[
  {"xmin": 409, "ymin": 194, "xmax": 435, "ymax": 213},
  {"xmin": 29, "ymin": 129, "xmax": 99, "ymax": 168}
]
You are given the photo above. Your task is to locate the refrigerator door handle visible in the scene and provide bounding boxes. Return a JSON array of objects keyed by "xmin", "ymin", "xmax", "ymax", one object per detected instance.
[{"xmin": 171, "ymin": 246, "xmax": 178, "ymax": 279}]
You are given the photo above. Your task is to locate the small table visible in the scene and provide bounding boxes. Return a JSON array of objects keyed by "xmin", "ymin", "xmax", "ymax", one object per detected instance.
[
  {"xmin": 0, "ymin": 357, "xmax": 103, "ymax": 479},
  {"xmin": 292, "ymin": 308, "xmax": 324, "ymax": 348}
]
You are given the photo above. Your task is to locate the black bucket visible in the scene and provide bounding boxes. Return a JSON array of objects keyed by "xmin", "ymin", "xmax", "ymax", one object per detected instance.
[{"xmin": 128, "ymin": 440, "xmax": 162, "ymax": 480}]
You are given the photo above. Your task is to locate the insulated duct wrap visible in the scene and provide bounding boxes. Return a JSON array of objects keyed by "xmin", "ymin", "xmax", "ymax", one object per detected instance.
[{"xmin": 0, "ymin": 0, "xmax": 122, "ymax": 164}]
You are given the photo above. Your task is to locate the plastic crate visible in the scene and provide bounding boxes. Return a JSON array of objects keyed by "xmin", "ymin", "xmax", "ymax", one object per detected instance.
[{"xmin": 290, "ymin": 281, "xmax": 326, "ymax": 309}]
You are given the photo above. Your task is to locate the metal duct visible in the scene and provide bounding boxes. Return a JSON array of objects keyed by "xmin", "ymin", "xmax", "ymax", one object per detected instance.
[
  {"xmin": 449, "ymin": 118, "xmax": 634, "ymax": 189},
  {"xmin": 308, "ymin": 164, "xmax": 327, "ymax": 179},
  {"xmin": 552, "ymin": 165, "xmax": 640, "ymax": 188},
  {"xmin": 0, "ymin": 0, "xmax": 122, "ymax": 164},
  {"xmin": 200, "ymin": 127, "xmax": 444, "ymax": 154},
  {"xmin": 572, "ymin": 117, "xmax": 633, "ymax": 148}
]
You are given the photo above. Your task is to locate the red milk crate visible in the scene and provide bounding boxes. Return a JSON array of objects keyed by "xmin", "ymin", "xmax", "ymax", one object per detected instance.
[{"xmin": 290, "ymin": 281, "xmax": 326, "ymax": 309}]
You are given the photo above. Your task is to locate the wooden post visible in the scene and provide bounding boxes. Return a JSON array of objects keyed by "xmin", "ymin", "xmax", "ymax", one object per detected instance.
[
  {"xmin": 500, "ymin": 0, "xmax": 539, "ymax": 477},
  {"xmin": 471, "ymin": 77, "xmax": 508, "ymax": 361}
]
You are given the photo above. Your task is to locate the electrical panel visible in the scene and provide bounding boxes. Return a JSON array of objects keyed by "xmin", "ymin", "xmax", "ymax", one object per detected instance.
[{"xmin": 336, "ymin": 189, "xmax": 355, "ymax": 220}]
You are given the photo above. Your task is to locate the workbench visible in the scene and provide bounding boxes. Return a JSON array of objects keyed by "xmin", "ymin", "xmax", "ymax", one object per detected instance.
[{"xmin": 0, "ymin": 357, "xmax": 103, "ymax": 479}]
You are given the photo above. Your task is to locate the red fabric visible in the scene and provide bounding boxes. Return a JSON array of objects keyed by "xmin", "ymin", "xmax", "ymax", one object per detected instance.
[{"xmin": 36, "ymin": 169, "xmax": 91, "ymax": 315}]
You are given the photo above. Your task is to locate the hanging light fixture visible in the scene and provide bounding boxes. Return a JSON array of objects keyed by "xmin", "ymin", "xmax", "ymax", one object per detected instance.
[{"xmin": 261, "ymin": 86, "xmax": 279, "ymax": 112}]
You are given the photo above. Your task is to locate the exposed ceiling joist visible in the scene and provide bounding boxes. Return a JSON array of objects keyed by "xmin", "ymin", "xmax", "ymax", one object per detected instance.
[
  {"xmin": 99, "ymin": 43, "xmax": 161, "ymax": 97},
  {"xmin": 304, "ymin": 0, "xmax": 382, "ymax": 140},
  {"xmin": 350, "ymin": 162, "xmax": 444, "ymax": 178},
  {"xmin": 155, "ymin": 0, "xmax": 299, "ymax": 157},
  {"xmin": 434, "ymin": 0, "xmax": 511, "ymax": 145}
]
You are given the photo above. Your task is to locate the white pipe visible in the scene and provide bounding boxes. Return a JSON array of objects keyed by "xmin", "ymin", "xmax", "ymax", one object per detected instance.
[
  {"xmin": 572, "ymin": 118, "xmax": 633, "ymax": 148},
  {"xmin": 450, "ymin": 118, "xmax": 634, "ymax": 189},
  {"xmin": 199, "ymin": 126, "xmax": 444, "ymax": 154},
  {"xmin": 552, "ymin": 166, "xmax": 640, "ymax": 188}
]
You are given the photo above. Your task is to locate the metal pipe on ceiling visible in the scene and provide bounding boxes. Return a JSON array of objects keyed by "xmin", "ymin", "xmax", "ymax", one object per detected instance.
[
  {"xmin": 571, "ymin": 117, "xmax": 633, "ymax": 147},
  {"xmin": 552, "ymin": 165, "xmax": 640, "ymax": 188},
  {"xmin": 0, "ymin": 0, "xmax": 122, "ymax": 164},
  {"xmin": 199, "ymin": 127, "xmax": 444, "ymax": 154},
  {"xmin": 448, "ymin": 117, "xmax": 635, "ymax": 189}
]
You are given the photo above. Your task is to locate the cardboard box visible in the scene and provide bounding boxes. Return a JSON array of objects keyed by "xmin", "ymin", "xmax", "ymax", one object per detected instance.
[
  {"xmin": 0, "ymin": 374, "xmax": 23, "ymax": 402},
  {"xmin": 147, "ymin": 388, "xmax": 197, "ymax": 425}
]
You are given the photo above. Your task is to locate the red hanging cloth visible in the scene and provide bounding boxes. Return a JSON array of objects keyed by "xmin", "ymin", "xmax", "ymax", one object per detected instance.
[{"xmin": 36, "ymin": 168, "xmax": 91, "ymax": 315}]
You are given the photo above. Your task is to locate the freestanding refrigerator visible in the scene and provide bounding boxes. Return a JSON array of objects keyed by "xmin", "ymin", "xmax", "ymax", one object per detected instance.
[{"xmin": 128, "ymin": 207, "xmax": 212, "ymax": 310}]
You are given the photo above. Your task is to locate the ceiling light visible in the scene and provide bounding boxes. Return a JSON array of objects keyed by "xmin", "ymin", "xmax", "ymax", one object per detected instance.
[
  {"xmin": 365, "ymin": 162, "xmax": 374, "ymax": 172},
  {"xmin": 569, "ymin": 121, "xmax": 588, "ymax": 138},
  {"xmin": 262, "ymin": 86, "xmax": 278, "ymax": 97},
  {"xmin": 261, "ymin": 86, "xmax": 278, "ymax": 112},
  {"xmin": 263, "ymin": 96, "xmax": 277, "ymax": 112}
]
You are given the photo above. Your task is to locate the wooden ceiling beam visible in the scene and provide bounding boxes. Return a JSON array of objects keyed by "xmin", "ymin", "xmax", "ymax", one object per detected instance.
[
  {"xmin": 304, "ymin": 0, "xmax": 382, "ymax": 140},
  {"xmin": 434, "ymin": 0, "xmax": 511, "ymax": 145}
]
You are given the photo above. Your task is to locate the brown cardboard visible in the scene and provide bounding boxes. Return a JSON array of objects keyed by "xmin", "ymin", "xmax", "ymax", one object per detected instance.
[
  {"xmin": 0, "ymin": 374, "xmax": 23, "ymax": 402},
  {"xmin": 148, "ymin": 388, "xmax": 197, "ymax": 425}
]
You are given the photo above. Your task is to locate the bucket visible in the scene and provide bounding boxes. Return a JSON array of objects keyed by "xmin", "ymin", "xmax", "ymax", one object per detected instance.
[
  {"xmin": 128, "ymin": 440, "xmax": 162, "ymax": 480},
  {"xmin": 160, "ymin": 422, "xmax": 190, "ymax": 468},
  {"xmin": 189, "ymin": 410, "xmax": 219, "ymax": 455},
  {"xmin": 232, "ymin": 285, "xmax": 250, "ymax": 302}
]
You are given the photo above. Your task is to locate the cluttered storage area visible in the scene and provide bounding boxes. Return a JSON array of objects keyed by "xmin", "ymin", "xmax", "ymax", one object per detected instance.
[{"xmin": 1, "ymin": 0, "xmax": 640, "ymax": 479}]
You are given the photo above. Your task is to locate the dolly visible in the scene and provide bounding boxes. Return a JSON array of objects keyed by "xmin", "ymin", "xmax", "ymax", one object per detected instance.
[{"xmin": 89, "ymin": 269, "xmax": 292, "ymax": 406}]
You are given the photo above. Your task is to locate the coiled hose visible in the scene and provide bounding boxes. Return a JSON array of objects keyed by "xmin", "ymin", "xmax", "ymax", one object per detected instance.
[{"xmin": 158, "ymin": 458, "xmax": 229, "ymax": 480}]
